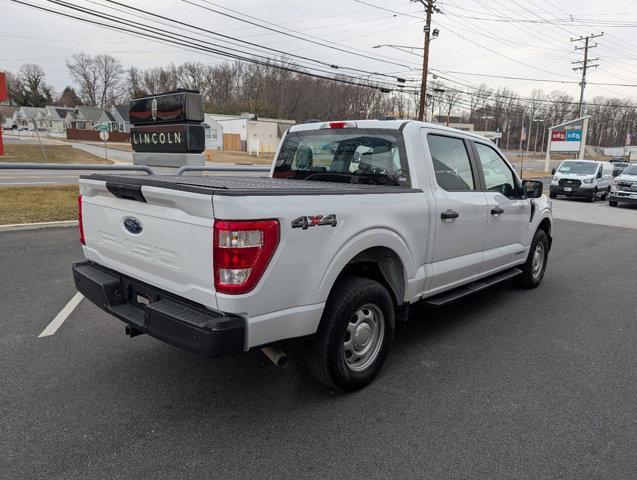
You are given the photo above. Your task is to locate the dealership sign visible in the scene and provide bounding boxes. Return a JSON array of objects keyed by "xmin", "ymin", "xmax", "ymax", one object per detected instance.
[
  {"xmin": 544, "ymin": 115, "xmax": 590, "ymax": 172},
  {"xmin": 550, "ymin": 123, "xmax": 584, "ymax": 152}
]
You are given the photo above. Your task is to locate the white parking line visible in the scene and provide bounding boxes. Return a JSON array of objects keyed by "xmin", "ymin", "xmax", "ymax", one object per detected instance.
[{"xmin": 38, "ymin": 292, "xmax": 84, "ymax": 338}]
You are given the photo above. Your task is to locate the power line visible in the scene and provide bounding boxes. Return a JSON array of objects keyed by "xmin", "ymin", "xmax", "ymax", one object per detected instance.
[
  {"xmin": 10, "ymin": 0, "xmax": 404, "ymax": 92},
  {"xmin": 98, "ymin": 0, "xmax": 412, "ymax": 79},
  {"xmin": 175, "ymin": 0, "xmax": 413, "ymax": 70},
  {"xmin": 48, "ymin": 0, "xmax": 419, "ymax": 90}
]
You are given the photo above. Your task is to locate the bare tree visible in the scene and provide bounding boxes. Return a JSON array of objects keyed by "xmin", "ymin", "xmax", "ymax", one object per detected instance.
[
  {"xmin": 95, "ymin": 54, "xmax": 123, "ymax": 107},
  {"xmin": 66, "ymin": 53, "xmax": 99, "ymax": 106},
  {"xmin": 467, "ymin": 83, "xmax": 492, "ymax": 122},
  {"xmin": 66, "ymin": 53, "xmax": 123, "ymax": 107}
]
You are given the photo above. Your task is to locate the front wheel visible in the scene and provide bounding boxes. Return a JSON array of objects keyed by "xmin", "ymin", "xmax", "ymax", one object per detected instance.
[
  {"xmin": 609, "ymin": 200, "xmax": 618, "ymax": 207},
  {"xmin": 306, "ymin": 276, "xmax": 395, "ymax": 391},
  {"xmin": 514, "ymin": 229, "xmax": 549, "ymax": 289},
  {"xmin": 549, "ymin": 192, "xmax": 557, "ymax": 199}
]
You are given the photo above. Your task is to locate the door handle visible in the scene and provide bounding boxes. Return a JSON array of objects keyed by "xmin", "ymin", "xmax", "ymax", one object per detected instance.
[
  {"xmin": 490, "ymin": 207, "xmax": 505, "ymax": 216},
  {"xmin": 441, "ymin": 209, "xmax": 459, "ymax": 220}
]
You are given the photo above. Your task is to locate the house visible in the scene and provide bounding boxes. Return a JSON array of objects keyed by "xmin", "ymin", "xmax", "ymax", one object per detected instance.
[
  {"xmin": 0, "ymin": 105, "xmax": 19, "ymax": 129},
  {"xmin": 13, "ymin": 106, "xmax": 45, "ymax": 130},
  {"xmin": 97, "ymin": 110, "xmax": 117, "ymax": 132},
  {"xmin": 39, "ymin": 106, "xmax": 74, "ymax": 133},
  {"xmin": 208, "ymin": 113, "xmax": 295, "ymax": 153},
  {"xmin": 65, "ymin": 106, "xmax": 107, "ymax": 130},
  {"xmin": 202, "ymin": 114, "xmax": 224, "ymax": 150},
  {"xmin": 111, "ymin": 105, "xmax": 130, "ymax": 132},
  {"xmin": 96, "ymin": 105, "xmax": 130, "ymax": 133}
]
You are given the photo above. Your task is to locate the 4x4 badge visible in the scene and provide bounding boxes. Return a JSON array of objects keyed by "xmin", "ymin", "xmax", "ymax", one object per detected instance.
[{"xmin": 291, "ymin": 214, "xmax": 337, "ymax": 230}]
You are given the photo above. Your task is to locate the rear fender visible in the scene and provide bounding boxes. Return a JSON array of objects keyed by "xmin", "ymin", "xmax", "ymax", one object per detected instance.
[{"xmin": 318, "ymin": 227, "xmax": 415, "ymax": 303}]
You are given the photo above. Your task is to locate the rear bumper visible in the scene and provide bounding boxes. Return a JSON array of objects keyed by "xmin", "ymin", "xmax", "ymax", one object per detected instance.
[{"xmin": 72, "ymin": 261, "xmax": 245, "ymax": 357}]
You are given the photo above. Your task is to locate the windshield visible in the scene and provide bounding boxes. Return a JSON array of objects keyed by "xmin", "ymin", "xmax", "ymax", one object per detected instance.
[
  {"xmin": 622, "ymin": 164, "xmax": 637, "ymax": 175},
  {"xmin": 273, "ymin": 128, "xmax": 410, "ymax": 186},
  {"xmin": 558, "ymin": 161, "xmax": 598, "ymax": 175}
]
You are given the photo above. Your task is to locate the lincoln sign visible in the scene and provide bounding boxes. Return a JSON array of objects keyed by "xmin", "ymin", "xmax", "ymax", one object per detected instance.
[
  {"xmin": 130, "ymin": 124, "xmax": 205, "ymax": 153},
  {"xmin": 129, "ymin": 90, "xmax": 205, "ymax": 154}
]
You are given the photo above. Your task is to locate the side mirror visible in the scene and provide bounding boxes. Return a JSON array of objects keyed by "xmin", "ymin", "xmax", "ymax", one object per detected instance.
[
  {"xmin": 522, "ymin": 179, "xmax": 543, "ymax": 199},
  {"xmin": 597, "ymin": 170, "xmax": 603, "ymax": 179},
  {"xmin": 551, "ymin": 168, "xmax": 556, "ymax": 175}
]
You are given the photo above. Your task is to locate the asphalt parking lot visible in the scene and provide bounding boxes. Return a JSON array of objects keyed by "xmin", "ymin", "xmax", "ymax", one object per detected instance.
[{"xmin": 1, "ymin": 217, "xmax": 635, "ymax": 479}]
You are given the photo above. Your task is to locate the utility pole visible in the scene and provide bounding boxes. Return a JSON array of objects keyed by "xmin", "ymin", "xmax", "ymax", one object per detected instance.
[
  {"xmin": 519, "ymin": 109, "xmax": 526, "ymax": 178},
  {"xmin": 571, "ymin": 33, "xmax": 603, "ymax": 117},
  {"xmin": 414, "ymin": 0, "xmax": 439, "ymax": 121}
]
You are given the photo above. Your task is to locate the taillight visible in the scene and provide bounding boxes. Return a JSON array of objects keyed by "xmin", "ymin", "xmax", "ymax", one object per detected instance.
[
  {"xmin": 213, "ymin": 219, "xmax": 279, "ymax": 294},
  {"xmin": 78, "ymin": 194, "xmax": 85, "ymax": 245}
]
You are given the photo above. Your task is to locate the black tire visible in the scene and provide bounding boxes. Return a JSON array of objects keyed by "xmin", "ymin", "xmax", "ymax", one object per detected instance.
[
  {"xmin": 514, "ymin": 229, "xmax": 549, "ymax": 289},
  {"xmin": 306, "ymin": 276, "xmax": 395, "ymax": 391},
  {"xmin": 601, "ymin": 187, "xmax": 610, "ymax": 200},
  {"xmin": 549, "ymin": 192, "xmax": 557, "ymax": 199},
  {"xmin": 609, "ymin": 200, "xmax": 618, "ymax": 207}
]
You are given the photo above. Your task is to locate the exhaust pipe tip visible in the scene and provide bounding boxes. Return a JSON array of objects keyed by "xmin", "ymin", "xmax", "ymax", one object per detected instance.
[
  {"xmin": 125, "ymin": 325, "xmax": 143, "ymax": 338},
  {"xmin": 261, "ymin": 346, "xmax": 289, "ymax": 368}
]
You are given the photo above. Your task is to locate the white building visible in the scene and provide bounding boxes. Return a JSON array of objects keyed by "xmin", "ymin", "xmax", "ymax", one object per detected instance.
[
  {"xmin": 202, "ymin": 114, "xmax": 224, "ymax": 150},
  {"xmin": 207, "ymin": 114, "xmax": 295, "ymax": 153}
]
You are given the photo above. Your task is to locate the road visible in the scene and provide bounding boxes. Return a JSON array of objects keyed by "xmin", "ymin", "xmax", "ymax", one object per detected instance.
[{"xmin": 1, "ymin": 218, "xmax": 635, "ymax": 479}]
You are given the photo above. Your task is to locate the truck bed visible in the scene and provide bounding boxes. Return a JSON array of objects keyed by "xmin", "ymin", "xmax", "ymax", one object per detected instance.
[{"xmin": 80, "ymin": 174, "xmax": 420, "ymax": 196}]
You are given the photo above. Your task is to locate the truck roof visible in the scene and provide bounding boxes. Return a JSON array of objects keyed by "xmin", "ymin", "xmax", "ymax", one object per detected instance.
[{"xmin": 288, "ymin": 119, "xmax": 494, "ymax": 143}]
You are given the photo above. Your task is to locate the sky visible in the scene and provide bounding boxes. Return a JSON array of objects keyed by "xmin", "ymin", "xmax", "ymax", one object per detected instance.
[{"xmin": 1, "ymin": 0, "xmax": 637, "ymax": 103}]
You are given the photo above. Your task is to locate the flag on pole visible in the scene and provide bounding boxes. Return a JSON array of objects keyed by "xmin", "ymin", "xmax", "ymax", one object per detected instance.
[
  {"xmin": 626, "ymin": 132, "xmax": 632, "ymax": 146},
  {"xmin": 520, "ymin": 126, "xmax": 527, "ymax": 142}
]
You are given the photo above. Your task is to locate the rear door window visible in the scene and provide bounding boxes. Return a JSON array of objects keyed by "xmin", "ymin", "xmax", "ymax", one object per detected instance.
[{"xmin": 427, "ymin": 134, "xmax": 475, "ymax": 191}]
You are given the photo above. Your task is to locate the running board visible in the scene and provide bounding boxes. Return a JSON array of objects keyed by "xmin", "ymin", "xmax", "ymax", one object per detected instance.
[{"xmin": 424, "ymin": 268, "xmax": 523, "ymax": 307}]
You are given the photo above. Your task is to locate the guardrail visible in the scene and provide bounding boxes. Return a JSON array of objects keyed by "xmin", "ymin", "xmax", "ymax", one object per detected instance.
[
  {"xmin": 176, "ymin": 165, "xmax": 271, "ymax": 176},
  {"xmin": 0, "ymin": 163, "xmax": 272, "ymax": 177},
  {"xmin": 0, "ymin": 163, "xmax": 156, "ymax": 175}
]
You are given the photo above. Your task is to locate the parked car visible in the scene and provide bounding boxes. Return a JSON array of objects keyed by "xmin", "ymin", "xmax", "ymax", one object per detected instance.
[
  {"xmin": 609, "ymin": 163, "xmax": 637, "ymax": 207},
  {"xmin": 72, "ymin": 120, "xmax": 553, "ymax": 391},
  {"xmin": 612, "ymin": 162, "xmax": 630, "ymax": 177},
  {"xmin": 549, "ymin": 159, "xmax": 613, "ymax": 202}
]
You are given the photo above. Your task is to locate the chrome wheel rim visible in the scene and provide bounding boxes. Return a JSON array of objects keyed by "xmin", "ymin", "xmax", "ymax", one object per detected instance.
[
  {"xmin": 532, "ymin": 242, "xmax": 545, "ymax": 280},
  {"xmin": 343, "ymin": 303, "xmax": 385, "ymax": 372}
]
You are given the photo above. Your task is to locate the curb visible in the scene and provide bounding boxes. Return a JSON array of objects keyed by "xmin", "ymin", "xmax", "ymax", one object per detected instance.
[{"xmin": 0, "ymin": 220, "xmax": 77, "ymax": 232}]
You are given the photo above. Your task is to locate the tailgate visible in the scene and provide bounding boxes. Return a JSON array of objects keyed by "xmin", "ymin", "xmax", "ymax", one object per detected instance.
[{"xmin": 79, "ymin": 178, "xmax": 217, "ymax": 309}]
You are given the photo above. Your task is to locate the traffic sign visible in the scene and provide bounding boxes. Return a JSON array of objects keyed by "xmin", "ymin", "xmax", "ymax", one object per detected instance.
[
  {"xmin": 98, "ymin": 124, "xmax": 109, "ymax": 132},
  {"xmin": 99, "ymin": 131, "xmax": 109, "ymax": 141}
]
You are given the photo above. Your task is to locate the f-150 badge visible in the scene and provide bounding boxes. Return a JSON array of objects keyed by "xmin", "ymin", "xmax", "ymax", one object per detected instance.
[{"xmin": 291, "ymin": 214, "xmax": 337, "ymax": 230}]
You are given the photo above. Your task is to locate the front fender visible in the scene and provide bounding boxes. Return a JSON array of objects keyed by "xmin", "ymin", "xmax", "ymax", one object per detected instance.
[{"xmin": 528, "ymin": 196, "xmax": 553, "ymax": 246}]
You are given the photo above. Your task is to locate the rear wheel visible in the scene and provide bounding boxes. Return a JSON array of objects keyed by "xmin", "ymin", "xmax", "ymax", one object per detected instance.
[
  {"xmin": 306, "ymin": 276, "xmax": 395, "ymax": 391},
  {"xmin": 514, "ymin": 229, "xmax": 549, "ymax": 289}
]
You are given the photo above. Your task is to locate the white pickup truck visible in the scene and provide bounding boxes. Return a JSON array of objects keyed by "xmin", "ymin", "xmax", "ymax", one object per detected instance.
[{"xmin": 73, "ymin": 120, "xmax": 553, "ymax": 390}]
